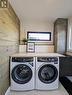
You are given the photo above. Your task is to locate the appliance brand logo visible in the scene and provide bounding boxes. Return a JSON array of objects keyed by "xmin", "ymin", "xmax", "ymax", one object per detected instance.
[{"xmin": 0, "ymin": 0, "xmax": 8, "ymax": 8}]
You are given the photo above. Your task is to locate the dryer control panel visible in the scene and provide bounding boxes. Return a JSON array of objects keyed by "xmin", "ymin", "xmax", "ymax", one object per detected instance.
[
  {"xmin": 12, "ymin": 57, "xmax": 33, "ymax": 62},
  {"xmin": 37, "ymin": 57, "xmax": 58, "ymax": 64}
]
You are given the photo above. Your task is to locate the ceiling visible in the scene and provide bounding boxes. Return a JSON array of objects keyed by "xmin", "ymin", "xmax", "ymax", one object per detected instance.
[{"xmin": 9, "ymin": 0, "xmax": 72, "ymax": 22}]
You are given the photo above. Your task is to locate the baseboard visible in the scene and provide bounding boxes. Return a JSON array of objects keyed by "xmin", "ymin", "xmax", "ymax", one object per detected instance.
[{"xmin": 5, "ymin": 87, "xmax": 10, "ymax": 95}]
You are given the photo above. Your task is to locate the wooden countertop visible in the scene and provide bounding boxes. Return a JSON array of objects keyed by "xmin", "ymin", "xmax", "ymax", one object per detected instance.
[{"xmin": 10, "ymin": 53, "xmax": 64, "ymax": 57}]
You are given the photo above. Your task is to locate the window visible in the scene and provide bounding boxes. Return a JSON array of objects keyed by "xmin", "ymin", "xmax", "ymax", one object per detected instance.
[{"xmin": 27, "ymin": 32, "xmax": 51, "ymax": 41}]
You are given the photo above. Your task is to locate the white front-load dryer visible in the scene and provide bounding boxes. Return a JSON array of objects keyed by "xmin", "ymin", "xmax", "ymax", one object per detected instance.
[
  {"xmin": 36, "ymin": 57, "xmax": 59, "ymax": 90},
  {"xmin": 10, "ymin": 57, "xmax": 35, "ymax": 91}
]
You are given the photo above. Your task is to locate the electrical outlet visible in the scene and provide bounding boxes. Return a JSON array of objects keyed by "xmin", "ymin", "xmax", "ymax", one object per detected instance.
[
  {"xmin": 0, "ymin": 74, "xmax": 2, "ymax": 78},
  {"xmin": 0, "ymin": 0, "xmax": 8, "ymax": 8}
]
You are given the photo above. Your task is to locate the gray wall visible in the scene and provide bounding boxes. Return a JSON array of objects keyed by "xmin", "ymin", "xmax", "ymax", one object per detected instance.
[{"xmin": 0, "ymin": 7, "xmax": 20, "ymax": 95}]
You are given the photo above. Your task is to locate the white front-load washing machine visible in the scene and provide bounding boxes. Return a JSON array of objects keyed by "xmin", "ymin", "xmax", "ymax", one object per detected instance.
[
  {"xmin": 10, "ymin": 57, "xmax": 35, "ymax": 91},
  {"xmin": 36, "ymin": 57, "xmax": 59, "ymax": 90}
]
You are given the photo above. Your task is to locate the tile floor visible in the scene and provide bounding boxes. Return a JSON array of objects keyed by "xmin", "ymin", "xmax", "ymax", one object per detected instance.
[{"xmin": 9, "ymin": 83, "xmax": 69, "ymax": 95}]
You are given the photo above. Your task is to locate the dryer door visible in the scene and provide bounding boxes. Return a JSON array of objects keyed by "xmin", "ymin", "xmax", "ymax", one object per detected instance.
[
  {"xmin": 11, "ymin": 64, "xmax": 32, "ymax": 84},
  {"xmin": 38, "ymin": 64, "xmax": 58, "ymax": 84}
]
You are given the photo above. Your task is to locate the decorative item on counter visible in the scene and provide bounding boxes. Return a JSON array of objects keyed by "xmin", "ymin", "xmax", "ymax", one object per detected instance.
[
  {"xmin": 22, "ymin": 38, "xmax": 28, "ymax": 45},
  {"xmin": 26, "ymin": 42, "xmax": 35, "ymax": 53}
]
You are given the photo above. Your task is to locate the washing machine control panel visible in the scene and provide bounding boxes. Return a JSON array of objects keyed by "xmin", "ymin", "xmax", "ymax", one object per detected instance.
[
  {"xmin": 12, "ymin": 57, "xmax": 33, "ymax": 62},
  {"xmin": 37, "ymin": 57, "xmax": 58, "ymax": 64}
]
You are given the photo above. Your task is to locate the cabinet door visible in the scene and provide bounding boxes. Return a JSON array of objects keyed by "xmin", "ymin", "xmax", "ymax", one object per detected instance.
[
  {"xmin": 54, "ymin": 18, "xmax": 68, "ymax": 54},
  {"xmin": 59, "ymin": 56, "xmax": 72, "ymax": 76},
  {"xmin": 56, "ymin": 25, "xmax": 66, "ymax": 54}
]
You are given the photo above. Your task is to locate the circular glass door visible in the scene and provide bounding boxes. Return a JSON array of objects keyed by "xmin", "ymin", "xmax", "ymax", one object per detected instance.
[
  {"xmin": 11, "ymin": 64, "xmax": 32, "ymax": 84},
  {"xmin": 38, "ymin": 64, "xmax": 58, "ymax": 84}
]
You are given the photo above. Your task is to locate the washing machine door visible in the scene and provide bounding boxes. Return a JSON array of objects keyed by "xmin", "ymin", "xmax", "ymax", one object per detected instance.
[
  {"xmin": 38, "ymin": 64, "xmax": 58, "ymax": 84},
  {"xmin": 11, "ymin": 64, "xmax": 32, "ymax": 84}
]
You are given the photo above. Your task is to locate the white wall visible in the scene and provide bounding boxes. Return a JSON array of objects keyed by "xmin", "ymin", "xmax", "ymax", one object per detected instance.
[{"xmin": 20, "ymin": 20, "xmax": 54, "ymax": 53}]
